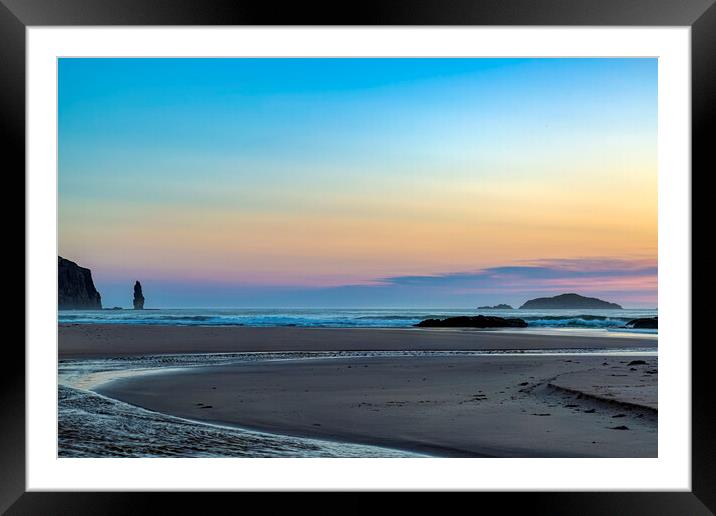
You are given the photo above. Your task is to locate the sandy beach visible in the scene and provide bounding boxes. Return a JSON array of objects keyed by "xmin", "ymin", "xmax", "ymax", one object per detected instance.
[
  {"xmin": 58, "ymin": 323, "xmax": 655, "ymax": 358},
  {"xmin": 61, "ymin": 324, "xmax": 657, "ymax": 457},
  {"xmin": 96, "ymin": 354, "xmax": 656, "ymax": 457}
]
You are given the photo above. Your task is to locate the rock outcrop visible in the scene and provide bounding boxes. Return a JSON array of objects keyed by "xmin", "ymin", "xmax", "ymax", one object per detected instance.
[
  {"xmin": 625, "ymin": 317, "xmax": 658, "ymax": 329},
  {"xmin": 519, "ymin": 293, "xmax": 622, "ymax": 310},
  {"xmin": 133, "ymin": 281, "xmax": 145, "ymax": 310},
  {"xmin": 477, "ymin": 304, "xmax": 513, "ymax": 310},
  {"xmin": 415, "ymin": 315, "xmax": 528, "ymax": 328},
  {"xmin": 58, "ymin": 256, "xmax": 102, "ymax": 310}
]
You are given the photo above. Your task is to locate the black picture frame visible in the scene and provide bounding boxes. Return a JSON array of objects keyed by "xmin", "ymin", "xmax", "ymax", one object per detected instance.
[{"xmin": 5, "ymin": 0, "xmax": 711, "ymax": 511}]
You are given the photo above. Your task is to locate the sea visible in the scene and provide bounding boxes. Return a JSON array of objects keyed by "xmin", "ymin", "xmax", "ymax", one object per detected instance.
[{"xmin": 58, "ymin": 307, "xmax": 657, "ymax": 336}]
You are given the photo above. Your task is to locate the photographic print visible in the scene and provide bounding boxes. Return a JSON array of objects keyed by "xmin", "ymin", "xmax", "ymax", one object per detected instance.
[{"xmin": 57, "ymin": 57, "xmax": 657, "ymax": 459}]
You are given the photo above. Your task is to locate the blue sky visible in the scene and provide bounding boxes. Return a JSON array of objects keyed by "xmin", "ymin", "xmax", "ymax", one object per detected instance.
[{"xmin": 59, "ymin": 58, "xmax": 657, "ymax": 308}]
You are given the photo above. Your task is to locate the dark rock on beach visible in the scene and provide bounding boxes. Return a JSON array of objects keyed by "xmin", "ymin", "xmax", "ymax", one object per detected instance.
[
  {"xmin": 519, "ymin": 293, "xmax": 622, "ymax": 310},
  {"xmin": 415, "ymin": 315, "xmax": 528, "ymax": 328},
  {"xmin": 624, "ymin": 317, "xmax": 658, "ymax": 329},
  {"xmin": 133, "ymin": 281, "xmax": 145, "ymax": 310},
  {"xmin": 477, "ymin": 304, "xmax": 514, "ymax": 310},
  {"xmin": 58, "ymin": 256, "xmax": 102, "ymax": 310}
]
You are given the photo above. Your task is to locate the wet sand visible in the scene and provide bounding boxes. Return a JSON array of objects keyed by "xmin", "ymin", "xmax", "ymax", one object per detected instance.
[
  {"xmin": 62, "ymin": 324, "xmax": 657, "ymax": 457},
  {"xmin": 59, "ymin": 324, "xmax": 655, "ymax": 358},
  {"xmin": 95, "ymin": 353, "xmax": 657, "ymax": 458}
]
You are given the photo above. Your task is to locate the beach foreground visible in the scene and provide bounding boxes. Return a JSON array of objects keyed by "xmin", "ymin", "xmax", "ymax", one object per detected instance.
[
  {"xmin": 59, "ymin": 324, "xmax": 655, "ymax": 358},
  {"xmin": 60, "ymin": 325, "xmax": 657, "ymax": 457}
]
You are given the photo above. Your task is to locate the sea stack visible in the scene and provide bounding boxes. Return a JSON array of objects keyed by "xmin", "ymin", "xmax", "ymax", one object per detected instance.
[
  {"xmin": 133, "ymin": 281, "xmax": 145, "ymax": 310},
  {"xmin": 58, "ymin": 256, "xmax": 102, "ymax": 309}
]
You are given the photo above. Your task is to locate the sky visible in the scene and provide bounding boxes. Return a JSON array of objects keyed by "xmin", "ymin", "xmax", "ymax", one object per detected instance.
[{"xmin": 58, "ymin": 58, "xmax": 657, "ymax": 308}]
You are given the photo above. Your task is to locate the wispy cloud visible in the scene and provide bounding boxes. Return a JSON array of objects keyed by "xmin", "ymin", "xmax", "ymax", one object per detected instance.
[
  {"xmin": 315, "ymin": 256, "xmax": 657, "ymax": 307},
  {"xmin": 378, "ymin": 257, "xmax": 656, "ymax": 289},
  {"xmin": 96, "ymin": 256, "xmax": 656, "ymax": 308}
]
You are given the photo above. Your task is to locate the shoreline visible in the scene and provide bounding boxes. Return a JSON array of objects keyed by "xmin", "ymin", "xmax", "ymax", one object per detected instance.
[
  {"xmin": 92, "ymin": 352, "xmax": 657, "ymax": 458},
  {"xmin": 59, "ymin": 324, "xmax": 656, "ymax": 359}
]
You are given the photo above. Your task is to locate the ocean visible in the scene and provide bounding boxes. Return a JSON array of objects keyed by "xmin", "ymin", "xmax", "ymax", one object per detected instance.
[{"xmin": 58, "ymin": 307, "xmax": 658, "ymax": 336}]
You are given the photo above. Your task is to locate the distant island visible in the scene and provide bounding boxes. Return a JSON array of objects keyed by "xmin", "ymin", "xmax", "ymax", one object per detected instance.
[
  {"xmin": 477, "ymin": 304, "xmax": 513, "ymax": 310},
  {"xmin": 519, "ymin": 293, "xmax": 622, "ymax": 310}
]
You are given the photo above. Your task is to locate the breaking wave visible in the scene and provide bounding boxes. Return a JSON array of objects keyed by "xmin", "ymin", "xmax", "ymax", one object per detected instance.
[
  {"xmin": 58, "ymin": 308, "xmax": 657, "ymax": 331},
  {"xmin": 522, "ymin": 315, "xmax": 632, "ymax": 328}
]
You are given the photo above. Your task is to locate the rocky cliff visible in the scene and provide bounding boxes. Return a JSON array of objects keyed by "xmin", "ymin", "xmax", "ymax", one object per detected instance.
[
  {"xmin": 519, "ymin": 293, "xmax": 622, "ymax": 310},
  {"xmin": 58, "ymin": 256, "xmax": 102, "ymax": 310}
]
